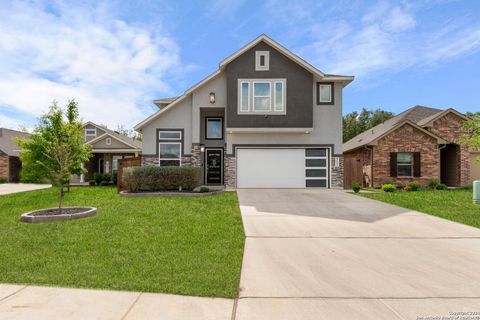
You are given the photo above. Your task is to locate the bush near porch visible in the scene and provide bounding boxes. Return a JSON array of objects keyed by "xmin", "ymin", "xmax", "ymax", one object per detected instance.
[
  {"xmin": 0, "ymin": 187, "xmax": 244, "ymax": 297},
  {"xmin": 123, "ymin": 166, "xmax": 201, "ymax": 193}
]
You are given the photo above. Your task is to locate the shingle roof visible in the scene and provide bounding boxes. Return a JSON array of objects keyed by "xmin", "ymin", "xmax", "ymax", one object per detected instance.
[
  {"xmin": 84, "ymin": 122, "xmax": 142, "ymax": 149},
  {"xmin": 0, "ymin": 128, "xmax": 30, "ymax": 157},
  {"xmin": 343, "ymin": 105, "xmax": 444, "ymax": 152}
]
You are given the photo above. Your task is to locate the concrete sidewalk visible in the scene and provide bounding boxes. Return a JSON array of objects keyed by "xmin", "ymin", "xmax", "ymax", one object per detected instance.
[
  {"xmin": 0, "ymin": 284, "xmax": 233, "ymax": 320},
  {"xmin": 235, "ymin": 189, "xmax": 480, "ymax": 320},
  {"xmin": 0, "ymin": 183, "xmax": 51, "ymax": 195}
]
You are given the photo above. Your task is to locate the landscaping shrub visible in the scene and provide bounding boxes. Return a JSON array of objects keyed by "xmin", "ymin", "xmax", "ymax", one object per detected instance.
[
  {"xmin": 123, "ymin": 165, "xmax": 201, "ymax": 192},
  {"xmin": 112, "ymin": 172, "xmax": 118, "ymax": 185},
  {"xmin": 381, "ymin": 183, "xmax": 396, "ymax": 192},
  {"xmin": 436, "ymin": 183, "xmax": 448, "ymax": 190},
  {"xmin": 0, "ymin": 177, "xmax": 7, "ymax": 184},
  {"xmin": 428, "ymin": 179, "xmax": 440, "ymax": 190},
  {"xmin": 88, "ymin": 180, "xmax": 96, "ymax": 186},
  {"xmin": 199, "ymin": 186, "xmax": 210, "ymax": 193},
  {"xmin": 351, "ymin": 181, "xmax": 361, "ymax": 193},
  {"xmin": 407, "ymin": 181, "xmax": 421, "ymax": 192},
  {"xmin": 396, "ymin": 183, "xmax": 405, "ymax": 191},
  {"xmin": 93, "ymin": 172, "xmax": 111, "ymax": 186},
  {"xmin": 99, "ymin": 181, "xmax": 110, "ymax": 186}
]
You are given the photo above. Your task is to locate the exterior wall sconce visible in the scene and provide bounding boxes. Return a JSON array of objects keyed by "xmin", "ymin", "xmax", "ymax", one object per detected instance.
[
  {"xmin": 200, "ymin": 144, "xmax": 205, "ymax": 153},
  {"xmin": 209, "ymin": 92, "xmax": 215, "ymax": 104}
]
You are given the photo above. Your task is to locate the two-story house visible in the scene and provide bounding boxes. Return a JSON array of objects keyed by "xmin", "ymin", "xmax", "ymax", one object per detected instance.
[{"xmin": 135, "ymin": 35, "xmax": 354, "ymax": 188}]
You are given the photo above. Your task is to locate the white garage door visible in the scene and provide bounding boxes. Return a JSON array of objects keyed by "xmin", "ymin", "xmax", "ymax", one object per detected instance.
[{"xmin": 236, "ymin": 148, "xmax": 329, "ymax": 188}]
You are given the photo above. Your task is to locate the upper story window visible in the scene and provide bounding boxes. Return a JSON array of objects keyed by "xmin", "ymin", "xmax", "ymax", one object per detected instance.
[
  {"xmin": 206, "ymin": 118, "xmax": 223, "ymax": 140},
  {"xmin": 238, "ymin": 79, "xmax": 286, "ymax": 114},
  {"xmin": 255, "ymin": 51, "xmax": 270, "ymax": 71},
  {"xmin": 85, "ymin": 128, "xmax": 96, "ymax": 136},
  {"xmin": 106, "ymin": 137, "xmax": 112, "ymax": 145},
  {"xmin": 159, "ymin": 130, "xmax": 181, "ymax": 140},
  {"xmin": 317, "ymin": 82, "xmax": 334, "ymax": 105}
]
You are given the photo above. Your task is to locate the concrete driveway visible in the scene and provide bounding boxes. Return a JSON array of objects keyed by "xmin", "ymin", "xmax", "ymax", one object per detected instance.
[
  {"xmin": 235, "ymin": 189, "xmax": 480, "ymax": 320},
  {"xmin": 0, "ymin": 183, "xmax": 51, "ymax": 195}
]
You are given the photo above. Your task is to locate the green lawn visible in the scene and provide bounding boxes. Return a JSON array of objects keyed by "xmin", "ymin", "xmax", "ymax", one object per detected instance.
[
  {"xmin": 0, "ymin": 187, "xmax": 245, "ymax": 298},
  {"xmin": 359, "ymin": 189, "xmax": 480, "ymax": 228}
]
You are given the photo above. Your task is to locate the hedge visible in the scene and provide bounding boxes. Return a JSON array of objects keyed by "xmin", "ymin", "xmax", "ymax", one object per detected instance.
[{"xmin": 123, "ymin": 165, "xmax": 201, "ymax": 192}]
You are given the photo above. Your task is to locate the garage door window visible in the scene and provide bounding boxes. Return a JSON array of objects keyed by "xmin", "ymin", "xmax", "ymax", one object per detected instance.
[{"xmin": 305, "ymin": 148, "xmax": 328, "ymax": 188}]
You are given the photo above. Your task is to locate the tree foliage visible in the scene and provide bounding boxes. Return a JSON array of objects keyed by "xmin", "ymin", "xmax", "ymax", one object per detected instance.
[
  {"xmin": 343, "ymin": 108, "xmax": 395, "ymax": 142},
  {"xmin": 462, "ymin": 112, "xmax": 480, "ymax": 161},
  {"xmin": 17, "ymin": 100, "xmax": 91, "ymax": 212}
]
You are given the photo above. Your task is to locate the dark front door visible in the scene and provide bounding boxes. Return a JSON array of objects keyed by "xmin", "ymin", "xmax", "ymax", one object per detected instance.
[{"xmin": 206, "ymin": 149, "xmax": 223, "ymax": 184}]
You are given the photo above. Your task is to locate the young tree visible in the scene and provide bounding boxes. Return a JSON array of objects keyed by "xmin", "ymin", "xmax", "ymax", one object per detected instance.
[
  {"xmin": 462, "ymin": 112, "xmax": 480, "ymax": 161},
  {"xmin": 17, "ymin": 100, "xmax": 91, "ymax": 212},
  {"xmin": 343, "ymin": 108, "xmax": 395, "ymax": 142}
]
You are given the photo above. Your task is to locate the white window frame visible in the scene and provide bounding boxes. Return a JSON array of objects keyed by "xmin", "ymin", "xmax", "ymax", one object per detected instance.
[
  {"xmin": 255, "ymin": 51, "xmax": 270, "ymax": 71},
  {"xmin": 318, "ymin": 83, "xmax": 333, "ymax": 103},
  {"xmin": 397, "ymin": 152, "xmax": 413, "ymax": 177},
  {"xmin": 106, "ymin": 137, "xmax": 112, "ymax": 145},
  {"xmin": 273, "ymin": 80, "xmax": 286, "ymax": 113},
  {"xmin": 85, "ymin": 128, "xmax": 96, "ymax": 136},
  {"xmin": 238, "ymin": 79, "xmax": 286, "ymax": 115},
  {"xmin": 158, "ymin": 130, "xmax": 182, "ymax": 141},
  {"xmin": 158, "ymin": 142, "xmax": 182, "ymax": 167}
]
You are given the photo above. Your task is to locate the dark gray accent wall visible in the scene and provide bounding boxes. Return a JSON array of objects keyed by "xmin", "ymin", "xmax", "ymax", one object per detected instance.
[{"xmin": 226, "ymin": 41, "xmax": 313, "ymax": 128}]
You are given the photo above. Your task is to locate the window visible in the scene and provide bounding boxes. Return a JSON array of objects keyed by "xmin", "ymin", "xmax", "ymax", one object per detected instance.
[
  {"xmin": 397, "ymin": 152, "xmax": 413, "ymax": 177},
  {"xmin": 238, "ymin": 79, "xmax": 286, "ymax": 114},
  {"xmin": 159, "ymin": 130, "xmax": 181, "ymax": 140},
  {"xmin": 112, "ymin": 155, "xmax": 122, "ymax": 173},
  {"xmin": 106, "ymin": 137, "xmax": 112, "ymax": 145},
  {"xmin": 305, "ymin": 148, "xmax": 329, "ymax": 188},
  {"xmin": 255, "ymin": 51, "xmax": 269, "ymax": 71},
  {"xmin": 85, "ymin": 128, "xmax": 96, "ymax": 136},
  {"xmin": 317, "ymin": 82, "xmax": 334, "ymax": 104},
  {"xmin": 159, "ymin": 143, "xmax": 181, "ymax": 166},
  {"xmin": 206, "ymin": 118, "xmax": 223, "ymax": 139}
]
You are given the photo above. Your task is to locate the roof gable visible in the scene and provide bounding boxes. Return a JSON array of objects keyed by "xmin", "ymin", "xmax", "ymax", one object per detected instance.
[
  {"xmin": 84, "ymin": 122, "xmax": 142, "ymax": 149},
  {"xmin": 0, "ymin": 128, "xmax": 30, "ymax": 156}
]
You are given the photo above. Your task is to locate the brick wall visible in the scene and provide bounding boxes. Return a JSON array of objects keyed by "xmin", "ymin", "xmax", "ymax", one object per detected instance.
[
  {"xmin": 0, "ymin": 155, "xmax": 9, "ymax": 180},
  {"xmin": 429, "ymin": 113, "xmax": 470, "ymax": 186},
  {"xmin": 372, "ymin": 123, "xmax": 440, "ymax": 187}
]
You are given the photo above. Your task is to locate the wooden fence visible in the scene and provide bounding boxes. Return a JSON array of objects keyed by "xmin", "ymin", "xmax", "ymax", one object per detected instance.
[{"xmin": 117, "ymin": 157, "xmax": 141, "ymax": 191}]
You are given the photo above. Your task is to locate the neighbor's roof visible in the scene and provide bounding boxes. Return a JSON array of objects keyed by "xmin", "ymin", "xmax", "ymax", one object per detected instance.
[
  {"xmin": 83, "ymin": 122, "xmax": 142, "ymax": 150},
  {"xmin": 342, "ymin": 105, "xmax": 459, "ymax": 153},
  {"xmin": 135, "ymin": 34, "xmax": 355, "ymax": 131},
  {"xmin": 0, "ymin": 128, "xmax": 30, "ymax": 157}
]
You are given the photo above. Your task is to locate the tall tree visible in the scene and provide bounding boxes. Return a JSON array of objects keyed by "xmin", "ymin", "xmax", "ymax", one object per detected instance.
[
  {"xmin": 343, "ymin": 108, "xmax": 395, "ymax": 142},
  {"xmin": 17, "ymin": 100, "xmax": 91, "ymax": 212},
  {"xmin": 462, "ymin": 112, "xmax": 480, "ymax": 161}
]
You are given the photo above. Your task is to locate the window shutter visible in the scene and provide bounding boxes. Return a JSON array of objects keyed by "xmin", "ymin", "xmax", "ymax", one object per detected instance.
[
  {"xmin": 390, "ymin": 152, "xmax": 397, "ymax": 177},
  {"xmin": 413, "ymin": 152, "xmax": 421, "ymax": 177}
]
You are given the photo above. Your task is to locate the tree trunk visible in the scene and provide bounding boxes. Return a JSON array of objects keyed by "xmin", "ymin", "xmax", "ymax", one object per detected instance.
[{"xmin": 58, "ymin": 185, "xmax": 63, "ymax": 214}]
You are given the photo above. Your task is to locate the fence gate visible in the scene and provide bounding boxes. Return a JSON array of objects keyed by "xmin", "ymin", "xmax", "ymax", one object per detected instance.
[
  {"xmin": 343, "ymin": 155, "xmax": 363, "ymax": 189},
  {"xmin": 117, "ymin": 157, "xmax": 141, "ymax": 191}
]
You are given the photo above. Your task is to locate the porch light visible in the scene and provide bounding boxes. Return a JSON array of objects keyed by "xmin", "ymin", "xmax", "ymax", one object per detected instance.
[
  {"xmin": 200, "ymin": 144, "xmax": 205, "ymax": 153},
  {"xmin": 209, "ymin": 92, "xmax": 215, "ymax": 104}
]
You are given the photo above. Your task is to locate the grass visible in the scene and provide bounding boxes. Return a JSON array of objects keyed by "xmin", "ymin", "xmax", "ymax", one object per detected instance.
[
  {"xmin": 0, "ymin": 187, "xmax": 245, "ymax": 298},
  {"xmin": 359, "ymin": 188, "xmax": 480, "ymax": 228}
]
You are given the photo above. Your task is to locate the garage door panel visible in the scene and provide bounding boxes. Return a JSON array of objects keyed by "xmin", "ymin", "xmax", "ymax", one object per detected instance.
[{"xmin": 237, "ymin": 149, "xmax": 305, "ymax": 188}]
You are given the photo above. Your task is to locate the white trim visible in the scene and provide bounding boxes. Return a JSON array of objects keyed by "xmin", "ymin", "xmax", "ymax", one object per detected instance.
[
  {"xmin": 158, "ymin": 142, "xmax": 182, "ymax": 166},
  {"xmin": 226, "ymin": 127, "xmax": 312, "ymax": 133},
  {"xmin": 397, "ymin": 152, "xmax": 414, "ymax": 178},
  {"xmin": 253, "ymin": 81, "xmax": 271, "ymax": 112},
  {"xmin": 205, "ymin": 148, "xmax": 224, "ymax": 185},
  {"xmin": 158, "ymin": 130, "xmax": 182, "ymax": 140},
  {"xmin": 85, "ymin": 128, "xmax": 96, "ymax": 136},
  {"xmin": 274, "ymin": 80, "xmax": 286, "ymax": 112},
  {"xmin": 255, "ymin": 51, "xmax": 270, "ymax": 71},
  {"xmin": 238, "ymin": 81, "xmax": 250, "ymax": 112},
  {"xmin": 238, "ymin": 79, "xmax": 286, "ymax": 115},
  {"xmin": 106, "ymin": 137, "xmax": 112, "ymax": 145},
  {"xmin": 87, "ymin": 132, "xmax": 139, "ymax": 149}
]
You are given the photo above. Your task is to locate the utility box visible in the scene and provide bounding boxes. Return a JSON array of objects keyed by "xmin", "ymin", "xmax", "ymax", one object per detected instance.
[{"xmin": 474, "ymin": 181, "xmax": 480, "ymax": 204}]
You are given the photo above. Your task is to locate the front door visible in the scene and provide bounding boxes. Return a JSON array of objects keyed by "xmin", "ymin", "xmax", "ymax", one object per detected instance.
[{"xmin": 206, "ymin": 149, "xmax": 223, "ymax": 184}]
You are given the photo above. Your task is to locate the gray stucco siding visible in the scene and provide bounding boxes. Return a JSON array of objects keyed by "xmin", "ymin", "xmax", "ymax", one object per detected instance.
[
  {"xmin": 141, "ymin": 96, "xmax": 193, "ymax": 156},
  {"xmin": 226, "ymin": 41, "xmax": 313, "ymax": 128}
]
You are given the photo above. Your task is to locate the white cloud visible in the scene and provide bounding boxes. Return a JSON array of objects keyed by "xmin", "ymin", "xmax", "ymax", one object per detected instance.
[{"xmin": 0, "ymin": 1, "xmax": 183, "ymax": 129}]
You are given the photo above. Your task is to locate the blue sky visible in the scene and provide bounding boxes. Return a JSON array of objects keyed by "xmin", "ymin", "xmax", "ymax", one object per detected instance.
[{"xmin": 0, "ymin": 0, "xmax": 479, "ymax": 130}]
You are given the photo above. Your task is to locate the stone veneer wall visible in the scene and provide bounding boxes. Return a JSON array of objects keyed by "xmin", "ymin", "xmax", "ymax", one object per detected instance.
[
  {"xmin": 372, "ymin": 123, "xmax": 439, "ymax": 188},
  {"xmin": 330, "ymin": 156, "xmax": 344, "ymax": 188},
  {"xmin": 428, "ymin": 113, "xmax": 470, "ymax": 186},
  {"xmin": 224, "ymin": 155, "xmax": 236, "ymax": 189},
  {"xmin": 0, "ymin": 155, "xmax": 9, "ymax": 180}
]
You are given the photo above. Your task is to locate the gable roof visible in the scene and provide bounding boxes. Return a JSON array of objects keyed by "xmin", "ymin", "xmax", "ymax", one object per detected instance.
[
  {"xmin": 135, "ymin": 34, "xmax": 354, "ymax": 131},
  {"xmin": 0, "ymin": 128, "xmax": 30, "ymax": 157},
  {"xmin": 83, "ymin": 122, "xmax": 142, "ymax": 150},
  {"xmin": 343, "ymin": 105, "xmax": 456, "ymax": 152}
]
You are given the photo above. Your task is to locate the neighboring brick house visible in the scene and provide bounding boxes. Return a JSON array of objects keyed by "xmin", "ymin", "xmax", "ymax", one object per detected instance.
[
  {"xmin": 343, "ymin": 106, "xmax": 477, "ymax": 188},
  {"xmin": 0, "ymin": 128, "xmax": 30, "ymax": 182}
]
